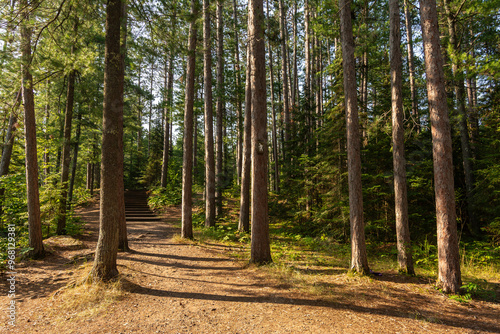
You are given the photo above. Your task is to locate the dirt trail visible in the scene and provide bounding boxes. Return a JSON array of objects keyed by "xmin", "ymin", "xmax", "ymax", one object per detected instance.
[{"xmin": 1, "ymin": 191, "xmax": 499, "ymax": 333}]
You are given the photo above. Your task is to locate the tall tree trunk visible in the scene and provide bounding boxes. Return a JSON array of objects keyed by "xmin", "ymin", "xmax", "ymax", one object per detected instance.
[
  {"xmin": 181, "ymin": 0, "xmax": 198, "ymax": 239},
  {"xmin": 161, "ymin": 53, "xmax": 173, "ymax": 188},
  {"xmin": 304, "ymin": 0, "xmax": 311, "ymax": 105},
  {"xmin": 390, "ymin": 0, "xmax": 414, "ymax": 275},
  {"xmin": 204, "ymin": 0, "xmax": 216, "ymax": 227},
  {"xmin": 466, "ymin": 74, "xmax": 479, "ymax": 160},
  {"xmin": 404, "ymin": 0, "xmax": 419, "ymax": 132},
  {"xmin": 443, "ymin": 0, "xmax": 476, "ymax": 235},
  {"xmin": 233, "ymin": 0, "xmax": 243, "ymax": 185},
  {"xmin": 292, "ymin": 1, "xmax": 298, "ymax": 108},
  {"xmin": 193, "ymin": 103, "xmax": 198, "ymax": 176},
  {"xmin": 137, "ymin": 61, "xmax": 142, "ymax": 151},
  {"xmin": 161, "ymin": 58, "xmax": 169, "ymax": 187},
  {"xmin": 68, "ymin": 112, "xmax": 82, "ymax": 206},
  {"xmin": 267, "ymin": 0, "xmax": 279, "ymax": 193},
  {"xmin": 147, "ymin": 61, "xmax": 154, "ymax": 158},
  {"xmin": 118, "ymin": 0, "xmax": 129, "ymax": 252},
  {"xmin": 419, "ymin": 0, "xmax": 461, "ymax": 294},
  {"xmin": 279, "ymin": 0, "xmax": 290, "ymax": 145},
  {"xmin": 339, "ymin": 0, "xmax": 369, "ymax": 274},
  {"xmin": 249, "ymin": 0, "xmax": 271, "ymax": 264},
  {"xmin": 215, "ymin": 0, "xmax": 224, "ymax": 217},
  {"xmin": 20, "ymin": 0, "xmax": 44, "ymax": 259},
  {"xmin": 57, "ymin": 18, "xmax": 79, "ymax": 234},
  {"xmin": 44, "ymin": 81, "xmax": 50, "ymax": 182},
  {"xmin": 57, "ymin": 69, "xmax": 76, "ymax": 235},
  {"xmin": 87, "ymin": 162, "xmax": 92, "ymax": 190},
  {"xmin": 239, "ymin": 45, "xmax": 251, "ymax": 232},
  {"xmin": 91, "ymin": 0, "xmax": 125, "ymax": 281}
]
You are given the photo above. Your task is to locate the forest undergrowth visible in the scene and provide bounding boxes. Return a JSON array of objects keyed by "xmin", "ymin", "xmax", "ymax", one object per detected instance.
[{"xmin": 147, "ymin": 189, "xmax": 500, "ymax": 305}]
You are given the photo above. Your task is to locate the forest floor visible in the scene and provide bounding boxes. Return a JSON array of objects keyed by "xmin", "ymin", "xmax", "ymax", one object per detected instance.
[{"xmin": 1, "ymin": 191, "xmax": 500, "ymax": 334}]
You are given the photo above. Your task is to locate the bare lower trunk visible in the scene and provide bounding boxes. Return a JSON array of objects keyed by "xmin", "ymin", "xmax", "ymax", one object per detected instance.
[
  {"xmin": 21, "ymin": 0, "xmax": 44, "ymax": 259},
  {"xmin": 390, "ymin": 0, "xmax": 414, "ymax": 275},
  {"xmin": 215, "ymin": 0, "xmax": 224, "ymax": 217},
  {"xmin": 57, "ymin": 69, "xmax": 76, "ymax": 235},
  {"xmin": 340, "ymin": 0, "xmax": 369, "ymax": 274},
  {"xmin": 204, "ymin": 0, "xmax": 216, "ymax": 227},
  {"xmin": 161, "ymin": 55, "xmax": 172, "ymax": 188},
  {"xmin": 266, "ymin": 0, "xmax": 279, "ymax": 193},
  {"xmin": 92, "ymin": 0, "xmax": 125, "ymax": 281},
  {"xmin": 249, "ymin": 0, "xmax": 271, "ymax": 264},
  {"xmin": 68, "ymin": 112, "xmax": 82, "ymax": 206},
  {"xmin": 239, "ymin": 45, "xmax": 251, "ymax": 233},
  {"xmin": 181, "ymin": 0, "xmax": 198, "ymax": 239},
  {"xmin": 419, "ymin": 0, "xmax": 461, "ymax": 294},
  {"xmin": 233, "ymin": 0, "xmax": 243, "ymax": 185}
]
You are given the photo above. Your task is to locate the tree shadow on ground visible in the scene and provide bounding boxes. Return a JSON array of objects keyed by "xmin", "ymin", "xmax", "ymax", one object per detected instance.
[{"xmin": 122, "ymin": 278, "xmax": 500, "ymax": 333}]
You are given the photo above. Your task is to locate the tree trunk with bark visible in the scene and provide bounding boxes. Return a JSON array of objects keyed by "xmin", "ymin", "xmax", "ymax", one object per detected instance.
[
  {"xmin": 443, "ymin": 0, "xmax": 476, "ymax": 235},
  {"xmin": 419, "ymin": 0, "xmax": 461, "ymax": 294},
  {"xmin": 91, "ymin": 0, "xmax": 125, "ymax": 281},
  {"xmin": 20, "ymin": 0, "xmax": 44, "ymax": 259},
  {"xmin": 204, "ymin": 0, "xmax": 216, "ymax": 227},
  {"xmin": 181, "ymin": 0, "xmax": 198, "ymax": 239},
  {"xmin": 68, "ymin": 111, "xmax": 82, "ymax": 206},
  {"xmin": 292, "ymin": 1, "xmax": 298, "ymax": 108},
  {"xmin": 390, "ymin": 0, "xmax": 414, "ymax": 275},
  {"xmin": 339, "ymin": 0, "xmax": 369, "ymax": 274},
  {"xmin": 248, "ymin": 0, "xmax": 271, "ymax": 264},
  {"xmin": 239, "ymin": 44, "xmax": 251, "ymax": 233},
  {"xmin": 233, "ymin": 0, "xmax": 243, "ymax": 185},
  {"xmin": 57, "ymin": 69, "xmax": 76, "ymax": 235},
  {"xmin": 118, "ymin": 1, "xmax": 129, "ymax": 252},
  {"xmin": 404, "ymin": 0, "xmax": 419, "ymax": 132},
  {"xmin": 267, "ymin": 0, "xmax": 279, "ymax": 193},
  {"xmin": 279, "ymin": 0, "xmax": 290, "ymax": 144},
  {"xmin": 215, "ymin": 0, "xmax": 225, "ymax": 217},
  {"xmin": 161, "ymin": 55, "xmax": 172, "ymax": 188}
]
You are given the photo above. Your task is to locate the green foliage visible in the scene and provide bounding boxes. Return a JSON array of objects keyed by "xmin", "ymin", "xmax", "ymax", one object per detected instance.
[
  {"xmin": 0, "ymin": 172, "xmax": 28, "ymax": 227},
  {"xmin": 450, "ymin": 279, "xmax": 497, "ymax": 303},
  {"xmin": 413, "ymin": 238, "xmax": 438, "ymax": 267},
  {"xmin": 148, "ymin": 183, "xmax": 182, "ymax": 210}
]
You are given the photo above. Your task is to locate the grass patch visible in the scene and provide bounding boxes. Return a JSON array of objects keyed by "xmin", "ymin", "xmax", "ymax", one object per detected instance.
[{"xmin": 50, "ymin": 264, "xmax": 126, "ymax": 321}]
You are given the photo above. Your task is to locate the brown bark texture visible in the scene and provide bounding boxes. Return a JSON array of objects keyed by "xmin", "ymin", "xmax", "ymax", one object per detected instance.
[
  {"xmin": 20, "ymin": 0, "xmax": 44, "ymax": 259},
  {"xmin": 215, "ymin": 0, "xmax": 224, "ymax": 217},
  {"xmin": 57, "ymin": 69, "xmax": 76, "ymax": 235},
  {"xmin": 233, "ymin": 0, "xmax": 243, "ymax": 185},
  {"xmin": 419, "ymin": 0, "xmax": 461, "ymax": 294},
  {"xmin": 249, "ymin": 0, "xmax": 271, "ymax": 264},
  {"xmin": 91, "ymin": 0, "xmax": 125, "ymax": 281},
  {"xmin": 239, "ymin": 44, "xmax": 252, "ymax": 233},
  {"xmin": 181, "ymin": 0, "xmax": 198, "ymax": 239},
  {"xmin": 204, "ymin": 0, "xmax": 216, "ymax": 227},
  {"xmin": 161, "ymin": 56, "xmax": 172, "ymax": 189},
  {"xmin": 339, "ymin": 0, "xmax": 369, "ymax": 274},
  {"xmin": 390, "ymin": 0, "xmax": 414, "ymax": 275}
]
